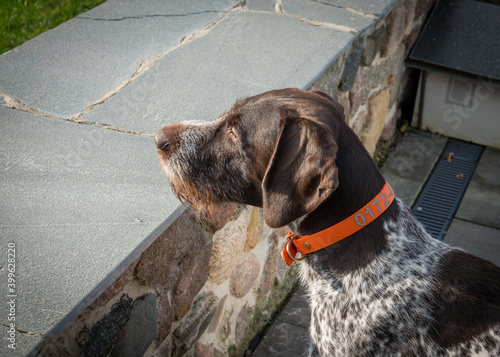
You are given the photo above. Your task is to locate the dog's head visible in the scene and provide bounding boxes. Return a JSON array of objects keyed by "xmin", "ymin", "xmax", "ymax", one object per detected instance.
[{"xmin": 155, "ymin": 88, "xmax": 344, "ymax": 229}]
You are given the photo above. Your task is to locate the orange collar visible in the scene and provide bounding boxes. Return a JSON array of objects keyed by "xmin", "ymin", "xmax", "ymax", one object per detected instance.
[{"xmin": 281, "ymin": 182, "xmax": 395, "ymax": 266}]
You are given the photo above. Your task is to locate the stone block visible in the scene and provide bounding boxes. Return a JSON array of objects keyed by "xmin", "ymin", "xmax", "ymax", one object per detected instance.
[
  {"xmin": 362, "ymin": 87, "xmax": 391, "ymax": 154},
  {"xmin": 174, "ymin": 242, "xmax": 213, "ymax": 320},
  {"xmin": 351, "ymin": 107, "xmax": 369, "ymax": 139},
  {"xmin": 0, "ymin": 7, "xmax": 235, "ymax": 118},
  {"xmin": 381, "ymin": 107, "xmax": 401, "ymax": 141},
  {"xmin": 208, "ymin": 209, "xmax": 251, "ymax": 284},
  {"xmin": 155, "ymin": 294, "xmax": 174, "ymax": 345},
  {"xmin": 230, "ymin": 253, "xmax": 261, "ymax": 298},
  {"xmin": 110, "ymin": 293, "xmax": 158, "ymax": 357},
  {"xmin": 153, "ymin": 338, "xmax": 171, "ymax": 357},
  {"xmin": 314, "ymin": 0, "xmax": 399, "ymax": 18},
  {"xmin": 282, "ymin": 0, "xmax": 374, "ymax": 34},
  {"xmin": 235, "ymin": 304, "xmax": 253, "ymax": 345},
  {"xmin": 78, "ymin": 295, "xmax": 132, "ymax": 357},
  {"xmin": 414, "ymin": 0, "xmax": 436, "ymax": 23},
  {"xmin": 349, "ymin": 66, "xmax": 365, "ymax": 118},
  {"xmin": 135, "ymin": 211, "xmax": 208, "ymax": 305},
  {"xmin": 173, "ymin": 292, "xmax": 219, "ymax": 357},
  {"xmin": 403, "ymin": 0, "xmax": 418, "ymax": 36},
  {"xmin": 311, "ymin": 52, "xmax": 346, "ymax": 99},
  {"xmin": 364, "ymin": 45, "xmax": 405, "ymax": 97},
  {"xmin": 339, "ymin": 37, "xmax": 365, "ymax": 91},
  {"xmin": 244, "ymin": 207, "xmax": 261, "ymax": 251},
  {"xmin": 84, "ymin": 263, "xmax": 136, "ymax": 317},
  {"xmin": 207, "ymin": 295, "xmax": 228, "ymax": 333},
  {"xmin": 202, "ymin": 202, "xmax": 238, "ymax": 233},
  {"xmin": 381, "ymin": 1, "xmax": 407, "ymax": 57},
  {"xmin": 82, "ymin": 11, "xmax": 353, "ymax": 134},
  {"xmin": 360, "ymin": 23, "xmax": 386, "ymax": 67},
  {"xmin": 259, "ymin": 232, "xmax": 279, "ymax": 296},
  {"xmin": 194, "ymin": 343, "xmax": 227, "ymax": 357}
]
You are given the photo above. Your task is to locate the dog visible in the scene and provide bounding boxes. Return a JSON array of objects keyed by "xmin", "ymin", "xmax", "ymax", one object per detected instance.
[{"xmin": 154, "ymin": 88, "xmax": 500, "ymax": 356}]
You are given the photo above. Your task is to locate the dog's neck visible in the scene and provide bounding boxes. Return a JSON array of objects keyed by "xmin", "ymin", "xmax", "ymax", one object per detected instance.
[{"xmin": 289, "ymin": 128, "xmax": 397, "ymax": 274}]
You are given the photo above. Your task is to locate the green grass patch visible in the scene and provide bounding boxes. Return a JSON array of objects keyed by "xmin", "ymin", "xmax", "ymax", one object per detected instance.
[{"xmin": 1, "ymin": 0, "xmax": 106, "ymax": 54}]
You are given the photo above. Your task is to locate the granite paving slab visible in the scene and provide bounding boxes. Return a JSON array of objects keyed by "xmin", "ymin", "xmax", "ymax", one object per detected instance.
[
  {"xmin": 0, "ymin": 325, "xmax": 42, "ymax": 357},
  {"xmin": 274, "ymin": 287, "xmax": 310, "ymax": 328},
  {"xmin": 82, "ymin": 10, "xmax": 354, "ymax": 134},
  {"xmin": 380, "ymin": 129, "xmax": 447, "ymax": 203},
  {"xmin": 0, "ymin": 108, "xmax": 180, "ymax": 345},
  {"xmin": 444, "ymin": 220, "xmax": 500, "ymax": 267},
  {"xmin": 0, "ymin": 2, "xmax": 236, "ymax": 119},
  {"xmin": 455, "ymin": 148, "xmax": 500, "ymax": 230},
  {"xmin": 252, "ymin": 319, "xmax": 310, "ymax": 357},
  {"xmin": 79, "ymin": 0, "xmax": 239, "ymax": 20},
  {"xmin": 314, "ymin": 0, "xmax": 399, "ymax": 18},
  {"xmin": 282, "ymin": 0, "xmax": 375, "ymax": 34}
]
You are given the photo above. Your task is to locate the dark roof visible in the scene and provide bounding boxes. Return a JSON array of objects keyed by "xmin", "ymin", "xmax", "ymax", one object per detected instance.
[{"xmin": 407, "ymin": 0, "xmax": 500, "ymax": 83}]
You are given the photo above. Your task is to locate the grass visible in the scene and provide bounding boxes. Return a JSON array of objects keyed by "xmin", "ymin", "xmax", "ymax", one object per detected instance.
[{"xmin": 0, "ymin": 0, "xmax": 106, "ymax": 55}]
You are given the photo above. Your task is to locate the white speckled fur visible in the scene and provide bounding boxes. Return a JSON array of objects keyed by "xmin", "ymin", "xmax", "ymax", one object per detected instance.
[{"xmin": 300, "ymin": 199, "xmax": 500, "ymax": 356}]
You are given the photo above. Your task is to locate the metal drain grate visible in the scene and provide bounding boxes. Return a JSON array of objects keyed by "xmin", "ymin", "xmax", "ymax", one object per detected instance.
[{"xmin": 411, "ymin": 139, "xmax": 484, "ymax": 240}]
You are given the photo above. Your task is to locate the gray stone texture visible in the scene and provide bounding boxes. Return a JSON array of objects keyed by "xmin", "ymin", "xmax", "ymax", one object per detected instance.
[
  {"xmin": 360, "ymin": 23, "xmax": 387, "ymax": 66},
  {"xmin": 275, "ymin": 287, "xmax": 310, "ymax": 328},
  {"xmin": 0, "ymin": 325, "xmax": 42, "ymax": 357},
  {"xmin": 110, "ymin": 293, "xmax": 158, "ymax": 357},
  {"xmin": 259, "ymin": 232, "xmax": 280, "ymax": 296},
  {"xmin": 317, "ymin": 0, "xmax": 399, "ymax": 18},
  {"xmin": 208, "ymin": 209, "xmax": 252, "ymax": 284},
  {"xmin": 230, "ymin": 253, "xmax": 260, "ymax": 298},
  {"xmin": 82, "ymin": 11, "xmax": 354, "ymax": 134},
  {"xmin": 0, "ymin": 1, "xmax": 237, "ymax": 119},
  {"xmin": 0, "ymin": 107, "xmax": 174, "ymax": 337},
  {"xmin": 252, "ymin": 318, "xmax": 309, "ymax": 357},
  {"xmin": 444, "ymin": 220, "xmax": 500, "ymax": 267},
  {"xmin": 78, "ymin": 295, "xmax": 133, "ymax": 357},
  {"xmin": 173, "ymin": 292, "xmax": 219, "ymax": 357},
  {"xmin": 455, "ymin": 148, "xmax": 500, "ymax": 229},
  {"xmin": 282, "ymin": 0, "xmax": 374, "ymax": 33},
  {"xmin": 79, "ymin": 0, "xmax": 239, "ymax": 20},
  {"xmin": 134, "ymin": 211, "xmax": 210, "ymax": 320},
  {"xmin": 339, "ymin": 36, "xmax": 365, "ymax": 91}
]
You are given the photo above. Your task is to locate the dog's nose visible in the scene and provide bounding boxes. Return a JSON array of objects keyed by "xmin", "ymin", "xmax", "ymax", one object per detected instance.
[{"xmin": 154, "ymin": 127, "xmax": 170, "ymax": 151}]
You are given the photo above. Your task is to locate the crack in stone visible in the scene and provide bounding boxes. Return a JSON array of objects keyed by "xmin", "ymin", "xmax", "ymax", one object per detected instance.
[
  {"xmin": 77, "ymin": 10, "xmax": 224, "ymax": 22},
  {"xmin": 1, "ymin": 3, "xmax": 242, "ymax": 135},
  {"xmin": 0, "ymin": 323, "xmax": 43, "ymax": 337},
  {"xmin": 283, "ymin": 12, "xmax": 358, "ymax": 34},
  {"xmin": 73, "ymin": 4, "xmax": 242, "ymax": 121},
  {"xmin": 0, "ymin": 92, "xmax": 152, "ymax": 137},
  {"xmin": 311, "ymin": 0, "xmax": 378, "ymax": 20}
]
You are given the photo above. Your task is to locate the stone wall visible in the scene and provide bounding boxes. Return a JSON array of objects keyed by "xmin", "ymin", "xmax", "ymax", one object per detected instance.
[{"xmin": 35, "ymin": 1, "xmax": 435, "ymax": 356}]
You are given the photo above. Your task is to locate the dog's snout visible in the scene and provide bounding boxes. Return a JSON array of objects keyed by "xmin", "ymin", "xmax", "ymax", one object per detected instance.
[{"xmin": 154, "ymin": 127, "xmax": 171, "ymax": 151}]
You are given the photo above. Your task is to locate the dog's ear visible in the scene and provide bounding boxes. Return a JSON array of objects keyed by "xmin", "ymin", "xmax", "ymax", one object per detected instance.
[{"xmin": 262, "ymin": 108, "xmax": 339, "ymax": 228}]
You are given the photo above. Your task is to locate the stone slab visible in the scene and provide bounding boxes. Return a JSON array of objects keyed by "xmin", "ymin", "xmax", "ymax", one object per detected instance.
[
  {"xmin": 456, "ymin": 148, "xmax": 500, "ymax": 230},
  {"xmin": 315, "ymin": 0, "xmax": 398, "ymax": 18},
  {"xmin": 82, "ymin": 11, "xmax": 354, "ymax": 134},
  {"xmin": 380, "ymin": 129, "xmax": 447, "ymax": 187},
  {"xmin": 275, "ymin": 287, "xmax": 310, "ymax": 328},
  {"xmin": 0, "ymin": 108, "xmax": 180, "ymax": 341},
  {"xmin": 382, "ymin": 173, "xmax": 422, "ymax": 207},
  {"xmin": 444, "ymin": 219, "xmax": 500, "ymax": 267},
  {"xmin": 0, "ymin": 3, "xmax": 235, "ymax": 119},
  {"xmin": 79, "ymin": 0, "xmax": 239, "ymax": 20},
  {"xmin": 252, "ymin": 319, "xmax": 310, "ymax": 357},
  {"xmin": 282, "ymin": 0, "xmax": 374, "ymax": 34},
  {"xmin": 0, "ymin": 325, "xmax": 42, "ymax": 357}
]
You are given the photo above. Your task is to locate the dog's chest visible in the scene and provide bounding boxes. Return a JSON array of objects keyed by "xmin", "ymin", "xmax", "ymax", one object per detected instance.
[{"xmin": 299, "ymin": 221, "xmax": 450, "ymax": 356}]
